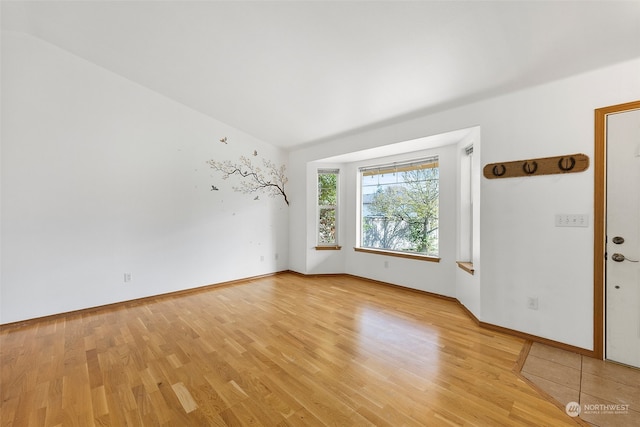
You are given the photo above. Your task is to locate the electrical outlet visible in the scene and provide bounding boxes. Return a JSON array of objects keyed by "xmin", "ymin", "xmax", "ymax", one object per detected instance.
[
  {"xmin": 527, "ymin": 297, "xmax": 538, "ymax": 310},
  {"xmin": 384, "ymin": 261, "xmax": 389, "ymax": 269},
  {"xmin": 124, "ymin": 273, "xmax": 132, "ymax": 283}
]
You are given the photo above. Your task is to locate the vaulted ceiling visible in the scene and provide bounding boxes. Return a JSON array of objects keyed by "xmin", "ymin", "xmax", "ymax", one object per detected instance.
[{"xmin": 2, "ymin": 1, "xmax": 639, "ymax": 149}]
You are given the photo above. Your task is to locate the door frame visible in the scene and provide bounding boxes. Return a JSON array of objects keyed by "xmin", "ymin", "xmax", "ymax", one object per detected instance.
[{"xmin": 594, "ymin": 100, "xmax": 640, "ymax": 360}]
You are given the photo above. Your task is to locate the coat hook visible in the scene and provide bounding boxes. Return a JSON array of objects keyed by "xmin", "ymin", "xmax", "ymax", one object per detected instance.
[
  {"xmin": 558, "ymin": 156, "xmax": 576, "ymax": 172},
  {"xmin": 522, "ymin": 161, "xmax": 538, "ymax": 175},
  {"xmin": 483, "ymin": 153, "xmax": 588, "ymax": 179},
  {"xmin": 492, "ymin": 164, "xmax": 506, "ymax": 177}
]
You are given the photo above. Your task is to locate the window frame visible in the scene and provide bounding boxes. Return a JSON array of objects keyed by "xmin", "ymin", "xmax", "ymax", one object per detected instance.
[
  {"xmin": 357, "ymin": 156, "xmax": 440, "ymax": 261},
  {"xmin": 316, "ymin": 168, "xmax": 341, "ymax": 250},
  {"xmin": 457, "ymin": 144, "xmax": 475, "ymax": 274}
]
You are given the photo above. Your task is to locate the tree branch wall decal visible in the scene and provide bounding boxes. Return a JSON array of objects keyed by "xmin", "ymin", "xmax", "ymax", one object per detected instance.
[{"xmin": 207, "ymin": 155, "xmax": 289, "ymax": 205}]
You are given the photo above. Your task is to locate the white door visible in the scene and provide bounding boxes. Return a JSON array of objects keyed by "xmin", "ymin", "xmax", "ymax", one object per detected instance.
[{"xmin": 606, "ymin": 107, "xmax": 640, "ymax": 368}]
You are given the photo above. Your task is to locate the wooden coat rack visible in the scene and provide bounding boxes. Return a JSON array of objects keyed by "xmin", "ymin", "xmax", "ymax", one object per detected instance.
[{"xmin": 483, "ymin": 153, "xmax": 589, "ymax": 179}]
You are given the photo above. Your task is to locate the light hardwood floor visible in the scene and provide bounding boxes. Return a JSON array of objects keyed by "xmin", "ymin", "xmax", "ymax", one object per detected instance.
[{"xmin": 1, "ymin": 273, "xmax": 581, "ymax": 426}]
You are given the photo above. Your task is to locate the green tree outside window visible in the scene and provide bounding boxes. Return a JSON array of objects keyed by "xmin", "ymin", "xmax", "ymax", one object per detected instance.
[
  {"xmin": 318, "ymin": 171, "xmax": 338, "ymax": 245},
  {"xmin": 361, "ymin": 160, "xmax": 438, "ymax": 256}
]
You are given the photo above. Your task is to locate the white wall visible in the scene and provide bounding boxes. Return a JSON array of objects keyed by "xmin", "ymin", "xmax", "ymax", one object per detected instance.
[
  {"xmin": 289, "ymin": 58, "xmax": 640, "ymax": 350},
  {"xmin": 0, "ymin": 32, "xmax": 289, "ymax": 323}
]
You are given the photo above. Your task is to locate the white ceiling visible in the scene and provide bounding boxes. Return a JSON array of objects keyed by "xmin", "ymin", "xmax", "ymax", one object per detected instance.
[{"xmin": 2, "ymin": 1, "xmax": 640, "ymax": 149}]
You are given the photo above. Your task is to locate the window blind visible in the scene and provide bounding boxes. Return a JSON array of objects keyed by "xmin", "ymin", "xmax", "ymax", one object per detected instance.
[{"xmin": 359, "ymin": 156, "xmax": 439, "ymax": 177}]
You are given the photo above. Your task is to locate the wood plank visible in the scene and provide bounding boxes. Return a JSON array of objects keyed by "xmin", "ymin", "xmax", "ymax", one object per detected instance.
[{"xmin": 171, "ymin": 382, "xmax": 198, "ymax": 413}]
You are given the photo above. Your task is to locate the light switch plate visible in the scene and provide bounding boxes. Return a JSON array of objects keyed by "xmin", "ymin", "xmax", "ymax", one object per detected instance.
[{"xmin": 555, "ymin": 214, "xmax": 589, "ymax": 227}]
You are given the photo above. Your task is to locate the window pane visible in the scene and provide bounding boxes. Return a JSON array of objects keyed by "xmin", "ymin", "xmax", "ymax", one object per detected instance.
[
  {"xmin": 361, "ymin": 162, "xmax": 439, "ymax": 256},
  {"xmin": 319, "ymin": 208, "xmax": 336, "ymax": 244},
  {"xmin": 318, "ymin": 173, "xmax": 337, "ymax": 205}
]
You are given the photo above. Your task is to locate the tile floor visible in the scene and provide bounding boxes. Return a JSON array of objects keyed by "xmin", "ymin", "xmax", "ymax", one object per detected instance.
[{"xmin": 521, "ymin": 342, "xmax": 640, "ymax": 427}]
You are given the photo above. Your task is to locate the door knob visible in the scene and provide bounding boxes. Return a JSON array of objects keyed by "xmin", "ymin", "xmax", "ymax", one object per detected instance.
[
  {"xmin": 612, "ymin": 253, "xmax": 626, "ymax": 262},
  {"xmin": 612, "ymin": 253, "xmax": 639, "ymax": 262}
]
